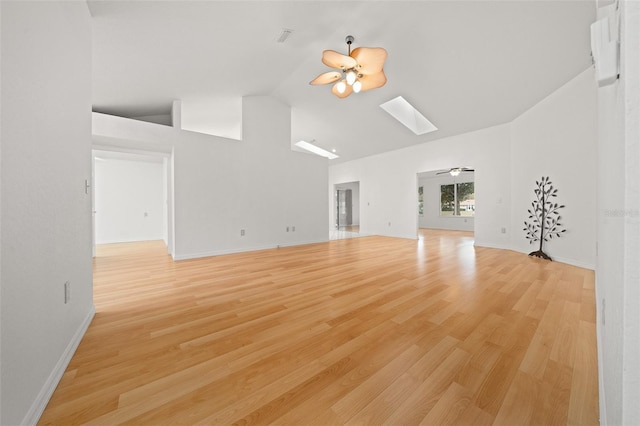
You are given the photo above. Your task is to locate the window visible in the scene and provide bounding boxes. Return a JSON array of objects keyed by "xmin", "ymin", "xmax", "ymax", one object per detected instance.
[
  {"xmin": 440, "ymin": 182, "xmax": 474, "ymax": 217},
  {"xmin": 418, "ymin": 186, "xmax": 424, "ymax": 216}
]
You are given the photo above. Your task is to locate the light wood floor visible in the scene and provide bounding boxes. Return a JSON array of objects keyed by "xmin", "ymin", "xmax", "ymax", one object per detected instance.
[{"xmin": 39, "ymin": 230, "xmax": 599, "ymax": 425}]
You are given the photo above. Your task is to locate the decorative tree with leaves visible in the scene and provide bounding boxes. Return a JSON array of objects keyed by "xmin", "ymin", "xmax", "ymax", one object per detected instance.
[{"xmin": 523, "ymin": 176, "xmax": 566, "ymax": 261}]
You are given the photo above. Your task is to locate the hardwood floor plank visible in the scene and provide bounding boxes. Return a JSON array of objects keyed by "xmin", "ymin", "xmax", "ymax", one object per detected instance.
[
  {"xmin": 530, "ymin": 359, "xmax": 573, "ymax": 426},
  {"xmin": 418, "ymin": 382, "xmax": 473, "ymax": 426},
  {"xmin": 37, "ymin": 230, "xmax": 599, "ymax": 425},
  {"xmin": 338, "ymin": 335, "xmax": 460, "ymax": 424},
  {"xmin": 477, "ymin": 312, "xmax": 539, "ymax": 415},
  {"xmin": 381, "ymin": 347, "xmax": 471, "ymax": 425},
  {"xmin": 550, "ymin": 301, "xmax": 581, "ymax": 368},
  {"xmin": 567, "ymin": 320, "xmax": 600, "ymax": 425},
  {"xmin": 455, "ymin": 404, "xmax": 495, "ymax": 426},
  {"xmin": 493, "ymin": 370, "xmax": 539, "ymax": 425},
  {"xmin": 519, "ymin": 297, "xmax": 565, "ymax": 379}
]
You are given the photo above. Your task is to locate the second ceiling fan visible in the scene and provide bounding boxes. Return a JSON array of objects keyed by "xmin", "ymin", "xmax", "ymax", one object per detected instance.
[{"xmin": 437, "ymin": 167, "xmax": 475, "ymax": 176}]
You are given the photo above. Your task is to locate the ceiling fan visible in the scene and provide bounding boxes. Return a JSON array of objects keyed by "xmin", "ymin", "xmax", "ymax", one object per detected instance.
[
  {"xmin": 437, "ymin": 167, "xmax": 475, "ymax": 176},
  {"xmin": 310, "ymin": 35, "xmax": 387, "ymax": 99}
]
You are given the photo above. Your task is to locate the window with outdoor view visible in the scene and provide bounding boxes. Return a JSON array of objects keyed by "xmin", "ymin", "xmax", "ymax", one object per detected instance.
[
  {"xmin": 418, "ymin": 186, "xmax": 424, "ymax": 216},
  {"xmin": 440, "ymin": 182, "xmax": 475, "ymax": 217}
]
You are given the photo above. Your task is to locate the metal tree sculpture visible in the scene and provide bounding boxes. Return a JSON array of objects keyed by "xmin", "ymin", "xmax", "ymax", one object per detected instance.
[{"xmin": 523, "ymin": 176, "xmax": 566, "ymax": 261}]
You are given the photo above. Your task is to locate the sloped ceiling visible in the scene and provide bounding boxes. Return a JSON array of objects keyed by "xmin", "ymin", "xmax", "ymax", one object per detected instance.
[{"xmin": 89, "ymin": 1, "xmax": 595, "ymax": 163}]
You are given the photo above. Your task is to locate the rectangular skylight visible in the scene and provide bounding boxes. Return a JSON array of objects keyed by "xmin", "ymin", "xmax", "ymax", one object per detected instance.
[
  {"xmin": 294, "ymin": 140, "xmax": 339, "ymax": 160},
  {"xmin": 379, "ymin": 96, "xmax": 437, "ymax": 135}
]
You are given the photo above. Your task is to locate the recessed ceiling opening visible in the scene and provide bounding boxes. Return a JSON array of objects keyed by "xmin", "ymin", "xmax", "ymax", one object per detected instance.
[
  {"xmin": 294, "ymin": 140, "xmax": 338, "ymax": 160},
  {"xmin": 380, "ymin": 96, "xmax": 437, "ymax": 135}
]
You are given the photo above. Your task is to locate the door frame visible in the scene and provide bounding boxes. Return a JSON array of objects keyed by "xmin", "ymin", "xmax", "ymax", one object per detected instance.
[{"xmin": 92, "ymin": 147, "xmax": 175, "ymax": 257}]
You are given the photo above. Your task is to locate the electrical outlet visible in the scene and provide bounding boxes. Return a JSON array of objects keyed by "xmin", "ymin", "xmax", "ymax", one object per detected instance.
[
  {"xmin": 286, "ymin": 226, "xmax": 290, "ymax": 232},
  {"xmin": 292, "ymin": 226, "xmax": 295, "ymax": 232},
  {"xmin": 64, "ymin": 281, "xmax": 71, "ymax": 304},
  {"xmin": 388, "ymin": 222, "xmax": 391, "ymax": 226},
  {"xmin": 240, "ymin": 229, "xmax": 245, "ymax": 236},
  {"xmin": 501, "ymin": 227, "xmax": 506, "ymax": 234}
]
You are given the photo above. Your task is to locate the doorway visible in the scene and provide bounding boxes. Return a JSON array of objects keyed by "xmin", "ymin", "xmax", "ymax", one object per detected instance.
[
  {"xmin": 332, "ymin": 181, "xmax": 360, "ymax": 239},
  {"xmin": 416, "ymin": 169, "xmax": 475, "ymax": 238},
  {"xmin": 92, "ymin": 148, "xmax": 174, "ymax": 257},
  {"xmin": 336, "ymin": 189, "xmax": 352, "ymax": 228}
]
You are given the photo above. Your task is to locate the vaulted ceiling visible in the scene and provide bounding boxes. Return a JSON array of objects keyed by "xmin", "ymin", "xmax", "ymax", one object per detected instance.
[{"xmin": 88, "ymin": 1, "xmax": 595, "ymax": 163}]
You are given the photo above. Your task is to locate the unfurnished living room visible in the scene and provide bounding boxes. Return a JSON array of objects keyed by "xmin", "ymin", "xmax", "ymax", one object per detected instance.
[{"xmin": 1, "ymin": 1, "xmax": 639, "ymax": 425}]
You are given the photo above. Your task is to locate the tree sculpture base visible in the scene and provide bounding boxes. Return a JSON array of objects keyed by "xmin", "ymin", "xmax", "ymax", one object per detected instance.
[{"xmin": 528, "ymin": 250, "xmax": 552, "ymax": 261}]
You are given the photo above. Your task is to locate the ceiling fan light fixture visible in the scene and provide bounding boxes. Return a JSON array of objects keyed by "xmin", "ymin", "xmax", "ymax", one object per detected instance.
[
  {"xmin": 346, "ymin": 70, "xmax": 357, "ymax": 85},
  {"xmin": 310, "ymin": 35, "xmax": 387, "ymax": 98},
  {"xmin": 450, "ymin": 168, "xmax": 462, "ymax": 177}
]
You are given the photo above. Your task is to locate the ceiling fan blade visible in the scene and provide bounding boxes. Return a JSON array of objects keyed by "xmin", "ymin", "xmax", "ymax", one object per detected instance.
[
  {"xmin": 436, "ymin": 171, "xmax": 449, "ymax": 175},
  {"xmin": 358, "ymin": 70, "xmax": 387, "ymax": 91},
  {"xmin": 322, "ymin": 50, "xmax": 357, "ymax": 70},
  {"xmin": 331, "ymin": 82, "xmax": 353, "ymax": 98},
  {"xmin": 309, "ymin": 71, "xmax": 342, "ymax": 85},
  {"xmin": 351, "ymin": 47, "xmax": 387, "ymax": 75}
]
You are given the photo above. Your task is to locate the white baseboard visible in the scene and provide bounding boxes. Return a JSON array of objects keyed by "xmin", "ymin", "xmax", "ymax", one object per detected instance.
[
  {"xmin": 594, "ymin": 285, "xmax": 607, "ymax": 426},
  {"xmin": 173, "ymin": 239, "xmax": 329, "ymax": 261},
  {"xmin": 473, "ymin": 240, "xmax": 509, "ymax": 250},
  {"xmin": 550, "ymin": 255, "xmax": 595, "ymax": 271},
  {"xmin": 276, "ymin": 238, "xmax": 329, "ymax": 249},
  {"xmin": 474, "ymin": 241, "xmax": 595, "ymax": 270},
  {"xmin": 23, "ymin": 306, "xmax": 96, "ymax": 426}
]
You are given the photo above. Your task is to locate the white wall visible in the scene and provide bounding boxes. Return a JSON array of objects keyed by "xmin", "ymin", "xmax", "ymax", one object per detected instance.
[
  {"xmin": 95, "ymin": 158, "xmax": 165, "ymax": 244},
  {"xmin": 418, "ymin": 175, "xmax": 475, "ymax": 232},
  {"xmin": 173, "ymin": 96, "xmax": 328, "ymax": 258},
  {"xmin": 330, "ymin": 124, "xmax": 512, "ymax": 244},
  {"xmin": 93, "ymin": 95, "xmax": 329, "ymax": 261},
  {"xmin": 330, "ymin": 69, "xmax": 597, "ymax": 269},
  {"xmin": 595, "ymin": 2, "xmax": 640, "ymax": 425},
  {"xmin": 0, "ymin": 2, "xmax": 94, "ymax": 425},
  {"xmin": 162, "ymin": 157, "xmax": 169, "ymax": 246},
  {"xmin": 132, "ymin": 114, "xmax": 172, "ymax": 126},
  {"xmin": 179, "ymin": 98, "xmax": 243, "ymax": 140},
  {"xmin": 510, "ymin": 68, "xmax": 597, "ymax": 268},
  {"xmin": 0, "ymin": 3, "xmax": 3, "ymax": 422}
]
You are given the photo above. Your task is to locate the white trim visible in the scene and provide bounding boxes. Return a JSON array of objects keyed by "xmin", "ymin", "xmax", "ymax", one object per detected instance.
[
  {"xmin": 23, "ymin": 306, "xmax": 96, "ymax": 426},
  {"xmin": 172, "ymin": 239, "xmax": 329, "ymax": 261},
  {"xmin": 549, "ymin": 256, "xmax": 595, "ymax": 271},
  {"xmin": 473, "ymin": 241, "xmax": 509, "ymax": 250},
  {"xmin": 390, "ymin": 233, "xmax": 420, "ymax": 240},
  {"xmin": 367, "ymin": 233, "xmax": 419, "ymax": 241},
  {"xmin": 474, "ymin": 242, "xmax": 595, "ymax": 270},
  {"xmin": 595, "ymin": 283, "xmax": 607, "ymax": 426}
]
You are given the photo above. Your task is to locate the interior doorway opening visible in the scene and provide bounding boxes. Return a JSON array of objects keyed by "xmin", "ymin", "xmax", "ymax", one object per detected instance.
[
  {"xmin": 336, "ymin": 188, "xmax": 353, "ymax": 229},
  {"xmin": 92, "ymin": 148, "xmax": 174, "ymax": 257},
  {"xmin": 416, "ymin": 169, "xmax": 475, "ymax": 240},
  {"xmin": 331, "ymin": 181, "xmax": 360, "ymax": 239}
]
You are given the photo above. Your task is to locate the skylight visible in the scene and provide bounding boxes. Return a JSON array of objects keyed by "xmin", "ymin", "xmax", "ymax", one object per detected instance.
[
  {"xmin": 379, "ymin": 96, "xmax": 437, "ymax": 135},
  {"xmin": 294, "ymin": 141, "xmax": 339, "ymax": 160}
]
